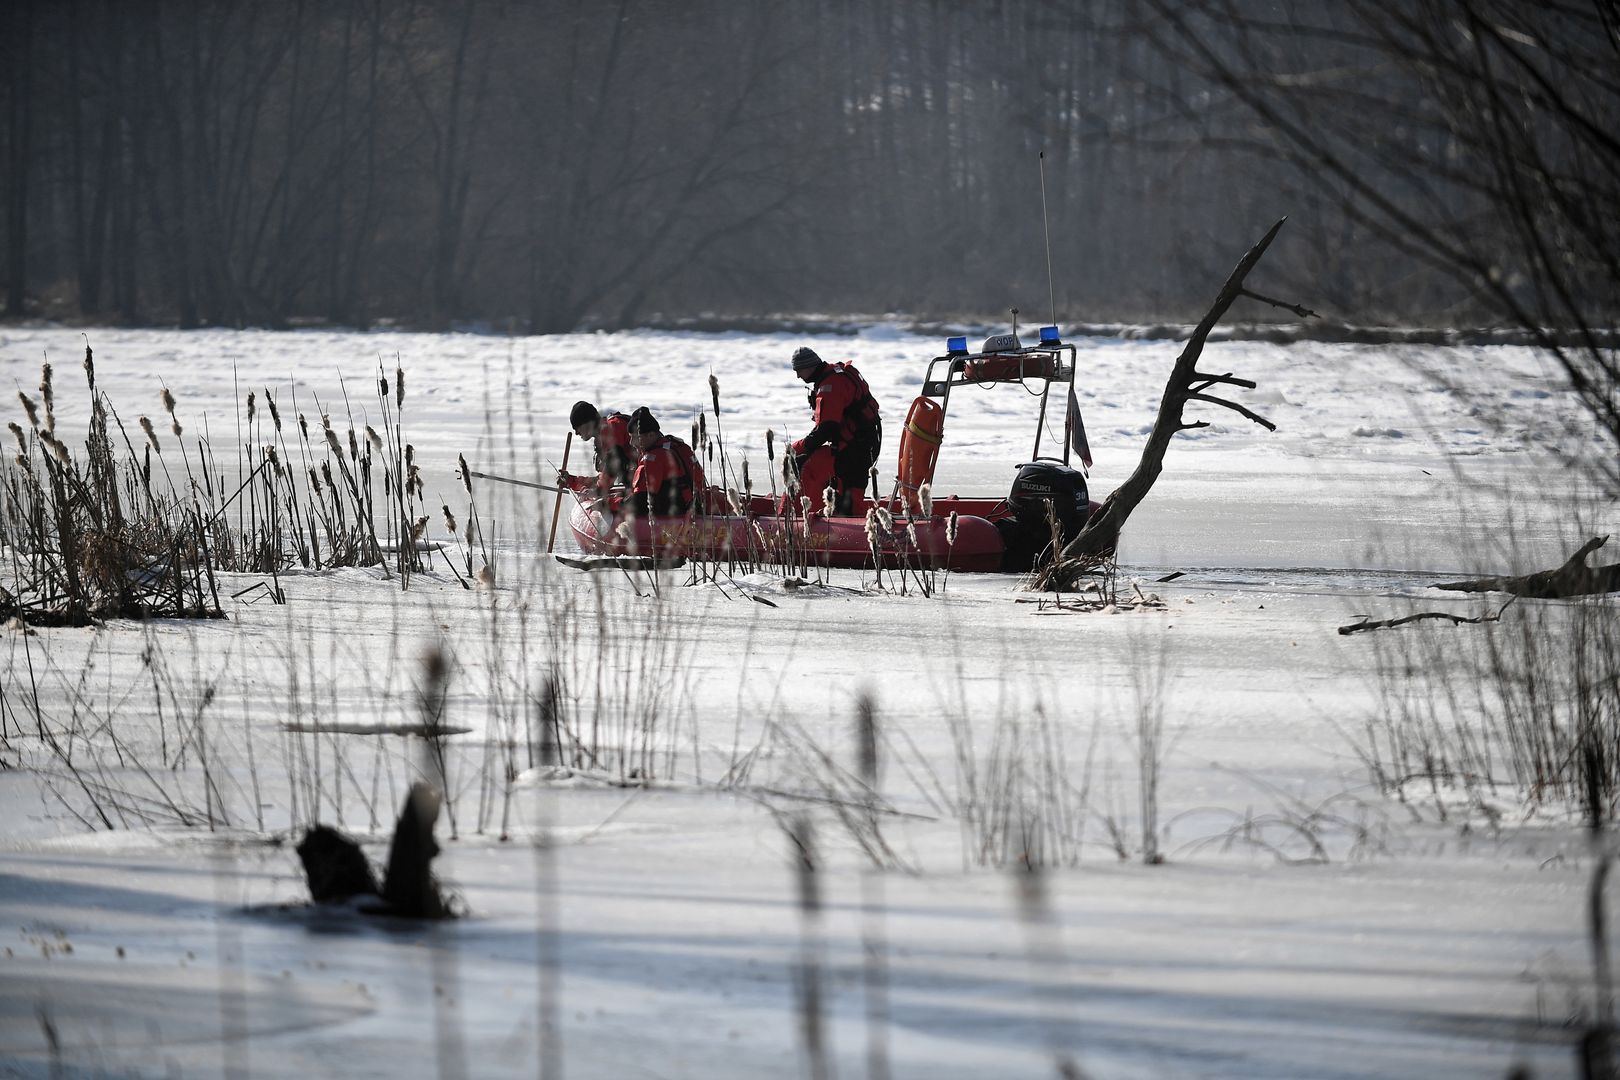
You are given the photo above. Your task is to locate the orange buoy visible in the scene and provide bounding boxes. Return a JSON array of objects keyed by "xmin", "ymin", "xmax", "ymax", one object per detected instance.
[{"xmin": 895, "ymin": 396, "xmax": 944, "ymax": 513}]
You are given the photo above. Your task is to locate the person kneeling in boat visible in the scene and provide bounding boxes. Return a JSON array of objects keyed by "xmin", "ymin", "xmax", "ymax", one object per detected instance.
[
  {"xmin": 788, "ymin": 346, "xmax": 882, "ymax": 515},
  {"xmin": 559, "ymin": 400, "xmax": 632, "ymax": 502},
  {"xmin": 622, "ymin": 407, "xmax": 708, "ymax": 518}
]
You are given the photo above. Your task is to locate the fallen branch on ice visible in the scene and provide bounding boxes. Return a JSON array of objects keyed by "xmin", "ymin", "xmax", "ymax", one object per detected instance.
[
  {"xmin": 1434, "ymin": 536, "xmax": 1620, "ymax": 599},
  {"xmin": 1338, "ymin": 598, "xmax": 1515, "ymax": 636}
]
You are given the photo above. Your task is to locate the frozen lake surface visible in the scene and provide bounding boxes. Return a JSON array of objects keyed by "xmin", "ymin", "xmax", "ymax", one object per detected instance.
[{"xmin": 1, "ymin": 324, "xmax": 1615, "ymax": 1078}]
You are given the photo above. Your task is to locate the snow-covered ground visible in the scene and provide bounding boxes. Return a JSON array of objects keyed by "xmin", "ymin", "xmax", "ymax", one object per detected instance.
[{"xmin": 1, "ymin": 324, "xmax": 1616, "ymax": 1078}]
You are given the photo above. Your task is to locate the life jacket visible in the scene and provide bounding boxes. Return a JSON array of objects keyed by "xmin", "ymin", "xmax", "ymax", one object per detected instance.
[
  {"xmin": 633, "ymin": 433, "xmax": 707, "ymax": 516},
  {"xmin": 596, "ymin": 410, "xmax": 632, "ymax": 488},
  {"xmin": 817, "ymin": 363, "xmax": 881, "ymax": 448}
]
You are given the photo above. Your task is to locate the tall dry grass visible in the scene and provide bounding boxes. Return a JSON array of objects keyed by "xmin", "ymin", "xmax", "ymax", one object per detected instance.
[{"xmin": 2, "ymin": 347, "xmax": 454, "ymax": 628}]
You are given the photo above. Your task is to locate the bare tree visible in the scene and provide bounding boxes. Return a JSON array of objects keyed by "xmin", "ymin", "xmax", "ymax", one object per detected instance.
[
  {"xmin": 1043, "ymin": 218, "xmax": 1310, "ymax": 581},
  {"xmin": 3, "ymin": 0, "xmax": 35, "ymax": 317},
  {"xmin": 1132, "ymin": 0, "xmax": 1620, "ymax": 490}
]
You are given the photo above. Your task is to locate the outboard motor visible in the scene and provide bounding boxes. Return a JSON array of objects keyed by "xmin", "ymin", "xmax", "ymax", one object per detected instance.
[{"xmin": 997, "ymin": 461, "xmax": 1090, "ymax": 572}]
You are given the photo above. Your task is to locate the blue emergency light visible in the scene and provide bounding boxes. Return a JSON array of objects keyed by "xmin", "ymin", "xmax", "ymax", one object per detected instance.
[
  {"xmin": 1039, "ymin": 325, "xmax": 1061, "ymax": 344},
  {"xmin": 946, "ymin": 336, "xmax": 967, "ymax": 354}
]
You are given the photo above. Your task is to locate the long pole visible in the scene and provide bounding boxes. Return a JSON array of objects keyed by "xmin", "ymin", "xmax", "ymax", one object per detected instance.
[
  {"xmin": 1039, "ymin": 151, "xmax": 1057, "ymax": 328},
  {"xmin": 546, "ymin": 433, "xmax": 572, "ymax": 554},
  {"xmin": 468, "ymin": 469, "xmax": 563, "ymax": 494}
]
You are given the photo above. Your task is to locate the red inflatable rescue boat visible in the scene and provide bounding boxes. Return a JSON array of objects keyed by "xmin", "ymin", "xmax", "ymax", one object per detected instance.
[{"xmin": 568, "ymin": 324, "xmax": 1099, "ymax": 573}]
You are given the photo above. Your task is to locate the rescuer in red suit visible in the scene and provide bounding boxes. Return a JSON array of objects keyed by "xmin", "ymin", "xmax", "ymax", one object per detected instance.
[
  {"xmin": 788, "ymin": 347, "xmax": 882, "ymax": 515},
  {"xmin": 623, "ymin": 407, "xmax": 707, "ymax": 517},
  {"xmin": 560, "ymin": 400, "xmax": 632, "ymax": 500}
]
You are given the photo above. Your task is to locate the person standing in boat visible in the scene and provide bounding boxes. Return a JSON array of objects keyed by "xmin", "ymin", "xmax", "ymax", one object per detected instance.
[
  {"xmin": 788, "ymin": 347, "xmax": 882, "ymax": 515},
  {"xmin": 623, "ymin": 407, "xmax": 708, "ymax": 517},
  {"xmin": 560, "ymin": 400, "xmax": 633, "ymax": 500}
]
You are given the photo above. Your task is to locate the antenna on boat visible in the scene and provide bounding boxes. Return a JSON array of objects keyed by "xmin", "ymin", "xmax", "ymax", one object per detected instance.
[{"xmin": 1038, "ymin": 151, "xmax": 1057, "ymax": 328}]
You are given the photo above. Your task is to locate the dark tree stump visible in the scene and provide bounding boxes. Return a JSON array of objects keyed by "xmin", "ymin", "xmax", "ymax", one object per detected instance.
[
  {"xmin": 381, "ymin": 781, "xmax": 449, "ymax": 919},
  {"xmin": 296, "ymin": 824, "xmax": 380, "ymax": 903}
]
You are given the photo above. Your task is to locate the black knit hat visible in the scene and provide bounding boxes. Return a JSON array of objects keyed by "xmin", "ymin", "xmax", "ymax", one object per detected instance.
[
  {"xmin": 569, "ymin": 400, "xmax": 599, "ymax": 429},
  {"xmin": 627, "ymin": 406, "xmax": 660, "ymax": 436},
  {"xmin": 790, "ymin": 347, "xmax": 822, "ymax": 373}
]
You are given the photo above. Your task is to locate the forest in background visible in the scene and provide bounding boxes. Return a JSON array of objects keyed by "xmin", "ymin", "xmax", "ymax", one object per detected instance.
[{"xmin": 1, "ymin": 0, "xmax": 1614, "ymax": 335}]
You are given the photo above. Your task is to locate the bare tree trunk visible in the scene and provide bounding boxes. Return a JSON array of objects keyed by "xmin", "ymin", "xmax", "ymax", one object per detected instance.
[
  {"xmin": 4, "ymin": 0, "xmax": 35, "ymax": 317},
  {"xmin": 1435, "ymin": 536, "xmax": 1620, "ymax": 599},
  {"xmin": 428, "ymin": 0, "xmax": 482, "ymax": 330},
  {"xmin": 1051, "ymin": 218, "xmax": 1309, "ymax": 575},
  {"xmin": 79, "ymin": 4, "xmax": 120, "ymax": 317}
]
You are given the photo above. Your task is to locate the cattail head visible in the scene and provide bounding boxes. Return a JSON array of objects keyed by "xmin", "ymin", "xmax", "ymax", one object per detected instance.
[
  {"xmin": 946, "ymin": 510, "xmax": 958, "ymax": 546},
  {"xmin": 799, "ymin": 495, "xmax": 811, "ymax": 517},
  {"xmin": 864, "ymin": 507, "xmax": 881, "ymax": 546},
  {"xmin": 708, "ymin": 373, "xmax": 720, "ymax": 416},
  {"xmin": 39, "ymin": 364, "xmax": 54, "ymax": 433},
  {"xmin": 905, "ymin": 519, "xmax": 920, "ymax": 548},
  {"xmin": 788, "ymin": 813, "xmax": 819, "ymax": 915},
  {"xmin": 855, "ymin": 693, "xmax": 878, "ymax": 786},
  {"xmin": 264, "ymin": 444, "xmax": 279, "ymax": 467},
  {"xmin": 139, "ymin": 416, "xmax": 160, "ymax": 452},
  {"xmin": 47, "ymin": 432, "xmax": 70, "ymax": 465},
  {"xmin": 379, "ymin": 372, "xmax": 389, "ymax": 401},
  {"xmin": 615, "ymin": 520, "xmax": 633, "ymax": 541},
  {"xmin": 246, "ymin": 391, "xmax": 256, "ymax": 424},
  {"xmin": 408, "ymin": 464, "xmax": 423, "ymax": 498},
  {"xmin": 321, "ymin": 461, "xmax": 335, "ymax": 490},
  {"xmin": 765, "ymin": 428, "xmax": 775, "ymax": 461},
  {"xmin": 18, "ymin": 392, "xmax": 40, "ymax": 431},
  {"xmin": 411, "ymin": 515, "xmax": 428, "ymax": 541},
  {"xmin": 347, "ymin": 428, "xmax": 359, "ymax": 460},
  {"xmin": 875, "ymin": 506, "xmax": 893, "ymax": 532},
  {"xmin": 170, "ymin": 415, "xmax": 183, "ymax": 438},
  {"xmin": 298, "ymin": 413, "xmax": 309, "ymax": 440},
  {"xmin": 742, "ymin": 459, "xmax": 752, "ymax": 496},
  {"xmin": 324, "ymin": 427, "xmax": 342, "ymax": 455},
  {"xmin": 395, "ymin": 366, "xmax": 404, "ymax": 408},
  {"xmin": 82, "ymin": 341, "xmax": 94, "ymax": 390},
  {"xmin": 442, "ymin": 504, "xmax": 458, "ymax": 534},
  {"xmin": 266, "ymin": 393, "xmax": 282, "ymax": 431},
  {"xmin": 160, "ymin": 387, "xmax": 176, "ymax": 415},
  {"xmin": 309, "ymin": 467, "xmax": 320, "ymax": 490},
  {"xmin": 458, "ymin": 453, "xmax": 472, "ymax": 494},
  {"xmin": 727, "ymin": 488, "xmax": 745, "ymax": 515},
  {"xmin": 919, "ymin": 480, "xmax": 933, "ymax": 518},
  {"xmin": 869, "ymin": 465, "xmax": 879, "ymax": 501},
  {"xmin": 7, "ymin": 421, "xmax": 25, "ymax": 453},
  {"xmin": 822, "ymin": 484, "xmax": 836, "ymax": 513},
  {"xmin": 691, "ymin": 420, "xmax": 700, "ymax": 449},
  {"xmin": 365, "ymin": 425, "xmax": 382, "ymax": 451}
]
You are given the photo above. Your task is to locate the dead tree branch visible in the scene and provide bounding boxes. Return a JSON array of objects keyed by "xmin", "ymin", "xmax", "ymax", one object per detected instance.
[
  {"xmin": 1238, "ymin": 288, "xmax": 1318, "ymax": 319},
  {"xmin": 1435, "ymin": 536, "xmax": 1620, "ymax": 599},
  {"xmin": 1338, "ymin": 598, "xmax": 1514, "ymax": 636},
  {"xmin": 1040, "ymin": 219, "xmax": 1303, "ymax": 580}
]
